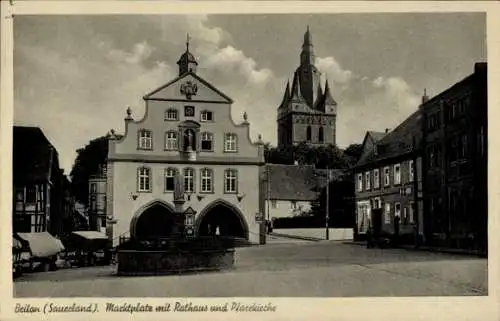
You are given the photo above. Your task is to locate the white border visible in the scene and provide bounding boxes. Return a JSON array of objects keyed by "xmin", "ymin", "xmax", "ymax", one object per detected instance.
[{"xmin": 1, "ymin": 2, "xmax": 499, "ymax": 321}]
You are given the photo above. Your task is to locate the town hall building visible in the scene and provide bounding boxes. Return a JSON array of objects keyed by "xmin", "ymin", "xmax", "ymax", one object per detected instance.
[
  {"xmin": 106, "ymin": 37, "xmax": 266, "ymax": 246},
  {"xmin": 277, "ymin": 26, "xmax": 338, "ymax": 149}
]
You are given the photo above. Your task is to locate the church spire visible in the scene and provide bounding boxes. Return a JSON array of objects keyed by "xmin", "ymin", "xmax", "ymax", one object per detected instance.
[
  {"xmin": 177, "ymin": 33, "xmax": 198, "ymax": 76},
  {"xmin": 290, "ymin": 70, "xmax": 306, "ymax": 102},
  {"xmin": 300, "ymin": 25, "xmax": 315, "ymax": 66},
  {"xmin": 279, "ymin": 80, "xmax": 291, "ymax": 108},
  {"xmin": 323, "ymin": 78, "xmax": 337, "ymax": 106}
]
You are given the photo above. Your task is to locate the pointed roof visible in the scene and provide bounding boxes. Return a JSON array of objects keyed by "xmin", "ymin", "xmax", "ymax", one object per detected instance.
[
  {"xmin": 303, "ymin": 25, "xmax": 312, "ymax": 46},
  {"xmin": 290, "ymin": 70, "xmax": 306, "ymax": 102},
  {"xmin": 278, "ymin": 80, "xmax": 291, "ymax": 108},
  {"xmin": 355, "ymin": 110, "xmax": 422, "ymax": 167},
  {"xmin": 176, "ymin": 33, "xmax": 198, "ymax": 66},
  {"xmin": 323, "ymin": 79, "xmax": 337, "ymax": 106},
  {"xmin": 13, "ymin": 126, "xmax": 59, "ymax": 184}
]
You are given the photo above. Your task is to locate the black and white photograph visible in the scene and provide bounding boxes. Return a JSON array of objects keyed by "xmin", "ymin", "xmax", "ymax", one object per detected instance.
[{"xmin": 2, "ymin": 1, "xmax": 497, "ymax": 318}]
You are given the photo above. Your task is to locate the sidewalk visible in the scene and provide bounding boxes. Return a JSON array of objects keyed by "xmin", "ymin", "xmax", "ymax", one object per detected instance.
[{"xmin": 343, "ymin": 241, "xmax": 486, "ymax": 257}]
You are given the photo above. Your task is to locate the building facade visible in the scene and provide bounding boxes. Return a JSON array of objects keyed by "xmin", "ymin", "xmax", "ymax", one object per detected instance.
[
  {"xmin": 107, "ymin": 39, "xmax": 265, "ymax": 247},
  {"xmin": 354, "ymin": 113, "xmax": 424, "ymax": 243},
  {"xmin": 88, "ymin": 164, "xmax": 107, "ymax": 233},
  {"xmin": 419, "ymin": 62, "xmax": 487, "ymax": 251},
  {"xmin": 277, "ymin": 27, "xmax": 337, "ymax": 149},
  {"xmin": 13, "ymin": 126, "xmax": 71, "ymax": 236}
]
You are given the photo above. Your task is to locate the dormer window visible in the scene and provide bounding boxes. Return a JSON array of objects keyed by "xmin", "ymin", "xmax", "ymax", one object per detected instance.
[
  {"xmin": 165, "ymin": 108, "xmax": 178, "ymax": 121},
  {"xmin": 201, "ymin": 110, "xmax": 214, "ymax": 122},
  {"xmin": 138, "ymin": 129, "xmax": 153, "ymax": 150}
]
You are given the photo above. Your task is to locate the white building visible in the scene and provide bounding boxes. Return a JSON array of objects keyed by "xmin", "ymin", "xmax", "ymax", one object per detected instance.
[{"xmin": 106, "ymin": 38, "xmax": 265, "ymax": 246}]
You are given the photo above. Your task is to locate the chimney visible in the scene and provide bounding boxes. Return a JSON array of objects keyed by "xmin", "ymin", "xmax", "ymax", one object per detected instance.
[
  {"xmin": 385, "ymin": 128, "xmax": 390, "ymax": 133},
  {"xmin": 421, "ymin": 88, "xmax": 429, "ymax": 104}
]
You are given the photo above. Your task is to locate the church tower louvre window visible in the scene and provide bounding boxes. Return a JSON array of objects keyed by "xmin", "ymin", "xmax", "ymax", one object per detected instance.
[{"xmin": 276, "ymin": 26, "xmax": 338, "ymax": 150}]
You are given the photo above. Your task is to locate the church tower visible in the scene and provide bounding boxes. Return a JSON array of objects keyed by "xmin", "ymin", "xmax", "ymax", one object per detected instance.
[{"xmin": 277, "ymin": 27, "xmax": 337, "ymax": 150}]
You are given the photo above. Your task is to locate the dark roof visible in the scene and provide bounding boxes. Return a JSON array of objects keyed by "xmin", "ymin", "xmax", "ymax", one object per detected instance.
[
  {"xmin": 355, "ymin": 110, "xmax": 422, "ymax": 167},
  {"xmin": 261, "ymin": 164, "xmax": 345, "ymax": 201},
  {"xmin": 13, "ymin": 126, "xmax": 57, "ymax": 184},
  {"xmin": 356, "ymin": 131, "xmax": 387, "ymax": 166},
  {"xmin": 421, "ymin": 62, "xmax": 486, "ymax": 107},
  {"xmin": 367, "ymin": 131, "xmax": 387, "ymax": 142}
]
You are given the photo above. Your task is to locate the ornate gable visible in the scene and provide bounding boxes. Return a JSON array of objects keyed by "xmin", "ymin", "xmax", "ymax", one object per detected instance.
[{"xmin": 143, "ymin": 72, "xmax": 233, "ymax": 104}]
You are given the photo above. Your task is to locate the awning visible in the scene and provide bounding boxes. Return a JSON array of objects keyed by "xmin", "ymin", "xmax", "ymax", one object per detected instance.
[
  {"xmin": 72, "ymin": 231, "xmax": 108, "ymax": 240},
  {"xmin": 16, "ymin": 232, "xmax": 65, "ymax": 258},
  {"xmin": 69, "ymin": 231, "xmax": 109, "ymax": 250},
  {"xmin": 12, "ymin": 237, "xmax": 23, "ymax": 250}
]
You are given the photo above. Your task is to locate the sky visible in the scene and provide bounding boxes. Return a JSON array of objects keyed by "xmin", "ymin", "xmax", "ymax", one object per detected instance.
[{"xmin": 13, "ymin": 13, "xmax": 486, "ymax": 174}]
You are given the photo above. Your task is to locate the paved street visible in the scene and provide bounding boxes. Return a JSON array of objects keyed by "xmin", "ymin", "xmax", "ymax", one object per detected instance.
[{"xmin": 14, "ymin": 242, "xmax": 487, "ymax": 297}]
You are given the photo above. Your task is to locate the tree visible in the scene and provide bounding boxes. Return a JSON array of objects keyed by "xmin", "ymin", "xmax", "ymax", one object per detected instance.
[
  {"xmin": 264, "ymin": 143, "xmax": 351, "ymax": 169},
  {"xmin": 343, "ymin": 143, "xmax": 363, "ymax": 166},
  {"xmin": 69, "ymin": 134, "xmax": 122, "ymax": 205}
]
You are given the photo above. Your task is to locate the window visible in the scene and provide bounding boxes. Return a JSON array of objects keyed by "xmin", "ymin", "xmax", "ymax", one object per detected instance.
[
  {"xmin": 448, "ymin": 136, "xmax": 459, "ymax": 162},
  {"xmin": 183, "ymin": 168, "xmax": 194, "ymax": 193},
  {"xmin": 137, "ymin": 167, "xmax": 151, "ymax": 192},
  {"xmin": 200, "ymin": 168, "xmax": 213, "ymax": 193},
  {"xmin": 357, "ymin": 203, "xmax": 370, "ymax": 233},
  {"xmin": 409, "ymin": 201, "xmax": 415, "ymax": 224},
  {"xmin": 318, "ymin": 127, "xmax": 324, "ymax": 143},
  {"xmin": 408, "ymin": 160, "xmax": 414, "ymax": 182},
  {"xmin": 384, "ymin": 167, "xmax": 390, "ymax": 186},
  {"xmin": 201, "ymin": 110, "xmax": 213, "ymax": 122},
  {"xmin": 428, "ymin": 146, "xmax": 435, "ymax": 168},
  {"xmin": 402, "ymin": 207, "xmax": 409, "ymax": 225},
  {"xmin": 164, "ymin": 168, "xmax": 176, "ymax": 192},
  {"xmin": 184, "ymin": 106, "xmax": 195, "ymax": 117},
  {"xmin": 165, "ymin": 108, "xmax": 178, "ymax": 121},
  {"xmin": 101, "ymin": 217, "xmax": 107, "ymax": 228},
  {"xmin": 90, "ymin": 183, "xmax": 97, "ymax": 194},
  {"xmin": 365, "ymin": 172, "xmax": 371, "ymax": 190},
  {"xmin": 271, "ymin": 200, "xmax": 277, "ymax": 209},
  {"xmin": 373, "ymin": 169, "xmax": 380, "ymax": 189},
  {"xmin": 224, "ymin": 169, "xmax": 238, "ymax": 193},
  {"xmin": 460, "ymin": 133, "xmax": 468, "ymax": 158},
  {"xmin": 306, "ymin": 126, "xmax": 312, "ymax": 141},
  {"xmin": 357, "ymin": 173, "xmax": 363, "ymax": 192},
  {"xmin": 224, "ymin": 133, "xmax": 237, "ymax": 152},
  {"xmin": 290, "ymin": 201, "xmax": 297, "ymax": 209},
  {"xmin": 164, "ymin": 131, "xmax": 178, "ymax": 150},
  {"xmin": 384, "ymin": 203, "xmax": 391, "ymax": 224},
  {"xmin": 394, "ymin": 163, "xmax": 401, "ymax": 185},
  {"xmin": 138, "ymin": 129, "xmax": 153, "ymax": 150},
  {"xmin": 478, "ymin": 126, "xmax": 485, "ymax": 156},
  {"xmin": 395, "ymin": 203, "xmax": 401, "ymax": 218},
  {"xmin": 25, "ymin": 186, "xmax": 36, "ymax": 203},
  {"xmin": 201, "ymin": 132, "xmax": 214, "ymax": 151}
]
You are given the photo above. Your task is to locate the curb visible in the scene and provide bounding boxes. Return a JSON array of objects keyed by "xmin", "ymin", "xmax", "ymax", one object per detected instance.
[
  {"xmin": 343, "ymin": 242, "xmax": 486, "ymax": 257},
  {"xmin": 268, "ymin": 232, "xmax": 322, "ymax": 242}
]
